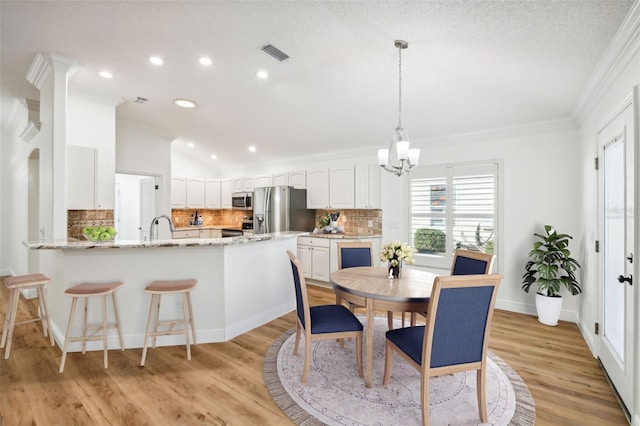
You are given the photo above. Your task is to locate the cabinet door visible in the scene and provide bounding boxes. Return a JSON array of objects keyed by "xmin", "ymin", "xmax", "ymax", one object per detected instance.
[
  {"xmin": 329, "ymin": 167, "xmax": 355, "ymax": 208},
  {"xmin": 244, "ymin": 177, "xmax": 255, "ymax": 192},
  {"xmin": 254, "ymin": 175, "xmax": 273, "ymax": 188},
  {"xmin": 273, "ymin": 173, "xmax": 288, "ymax": 187},
  {"xmin": 199, "ymin": 229, "xmax": 212, "ymax": 238},
  {"xmin": 289, "ymin": 170, "xmax": 306, "ymax": 189},
  {"xmin": 306, "ymin": 169, "xmax": 330, "ymax": 209},
  {"xmin": 234, "ymin": 179, "xmax": 244, "ymax": 192},
  {"xmin": 297, "ymin": 245, "xmax": 313, "ymax": 278},
  {"xmin": 205, "ymin": 179, "xmax": 221, "ymax": 208},
  {"xmin": 221, "ymin": 180, "xmax": 234, "ymax": 208},
  {"xmin": 355, "ymin": 165, "xmax": 381, "ymax": 209},
  {"xmin": 311, "ymin": 246, "xmax": 330, "ymax": 281},
  {"xmin": 186, "ymin": 178, "xmax": 205, "ymax": 208},
  {"xmin": 67, "ymin": 145, "xmax": 96, "ymax": 209},
  {"xmin": 171, "ymin": 177, "xmax": 187, "ymax": 208}
]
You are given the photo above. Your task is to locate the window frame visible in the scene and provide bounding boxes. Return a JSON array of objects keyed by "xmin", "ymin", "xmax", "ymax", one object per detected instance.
[{"xmin": 408, "ymin": 161, "xmax": 501, "ymax": 271}]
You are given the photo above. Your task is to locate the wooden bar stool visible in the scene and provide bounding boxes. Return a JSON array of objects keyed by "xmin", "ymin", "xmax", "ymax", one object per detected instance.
[
  {"xmin": 141, "ymin": 279, "xmax": 197, "ymax": 366},
  {"xmin": 1, "ymin": 273, "xmax": 55, "ymax": 359},
  {"xmin": 59, "ymin": 281, "xmax": 125, "ymax": 373}
]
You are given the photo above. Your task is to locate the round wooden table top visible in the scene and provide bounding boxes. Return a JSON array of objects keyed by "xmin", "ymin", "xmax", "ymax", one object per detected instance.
[{"xmin": 330, "ymin": 266, "xmax": 438, "ymax": 303}]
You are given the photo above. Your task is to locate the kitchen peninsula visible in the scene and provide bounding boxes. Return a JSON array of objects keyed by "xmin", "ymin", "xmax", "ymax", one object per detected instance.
[{"xmin": 25, "ymin": 233, "xmax": 302, "ymax": 352}]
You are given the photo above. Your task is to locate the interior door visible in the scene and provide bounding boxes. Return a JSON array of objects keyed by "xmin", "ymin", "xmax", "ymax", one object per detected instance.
[
  {"xmin": 140, "ymin": 177, "xmax": 156, "ymax": 241},
  {"xmin": 597, "ymin": 93, "xmax": 635, "ymax": 414}
]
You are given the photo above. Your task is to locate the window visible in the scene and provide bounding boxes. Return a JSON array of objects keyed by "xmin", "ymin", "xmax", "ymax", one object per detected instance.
[{"xmin": 409, "ymin": 163, "xmax": 499, "ymax": 269}]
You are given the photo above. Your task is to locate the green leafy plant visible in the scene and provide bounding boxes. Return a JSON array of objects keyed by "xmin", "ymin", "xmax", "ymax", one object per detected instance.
[
  {"xmin": 318, "ymin": 213, "xmax": 331, "ymax": 228},
  {"xmin": 522, "ymin": 225, "xmax": 581, "ymax": 297},
  {"xmin": 414, "ymin": 228, "xmax": 446, "ymax": 253}
]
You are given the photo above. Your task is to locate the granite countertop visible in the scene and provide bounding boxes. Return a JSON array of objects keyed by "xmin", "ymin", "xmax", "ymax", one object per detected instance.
[
  {"xmin": 24, "ymin": 231, "xmax": 307, "ymax": 250},
  {"xmin": 306, "ymin": 233, "xmax": 382, "ymax": 239}
]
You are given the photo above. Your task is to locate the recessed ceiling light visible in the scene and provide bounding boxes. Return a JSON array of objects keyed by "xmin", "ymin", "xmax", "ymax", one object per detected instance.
[
  {"xmin": 248, "ymin": 145, "xmax": 257, "ymax": 153},
  {"xmin": 174, "ymin": 99, "xmax": 197, "ymax": 108},
  {"xmin": 187, "ymin": 142, "xmax": 194, "ymax": 148},
  {"xmin": 149, "ymin": 56, "xmax": 164, "ymax": 66},
  {"xmin": 210, "ymin": 154, "xmax": 218, "ymax": 160},
  {"xmin": 98, "ymin": 70, "xmax": 113, "ymax": 79},
  {"xmin": 256, "ymin": 70, "xmax": 269, "ymax": 79},
  {"xmin": 199, "ymin": 56, "xmax": 212, "ymax": 66}
]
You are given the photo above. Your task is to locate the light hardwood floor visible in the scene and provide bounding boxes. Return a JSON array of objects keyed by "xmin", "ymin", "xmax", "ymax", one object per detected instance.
[{"xmin": 0, "ymin": 278, "xmax": 628, "ymax": 425}]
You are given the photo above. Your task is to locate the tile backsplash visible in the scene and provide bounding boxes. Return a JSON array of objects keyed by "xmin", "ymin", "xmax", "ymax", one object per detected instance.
[
  {"xmin": 315, "ymin": 209, "xmax": 382, "ymax": 235},
  {"xmin": 68, "ymin": 209, "xmax": 114, "ymax": 239},
  {"xmin": 171, "ymin": 209, "xmax": 248, "ymax": 228}
]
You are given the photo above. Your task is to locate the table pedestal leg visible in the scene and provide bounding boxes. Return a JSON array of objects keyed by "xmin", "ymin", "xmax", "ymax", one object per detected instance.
[{"xmin": 366, "ymin": 299, "xmax": 374, "ymax": 387}]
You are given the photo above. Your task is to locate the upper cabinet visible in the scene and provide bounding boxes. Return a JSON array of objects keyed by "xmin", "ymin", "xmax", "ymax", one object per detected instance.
[
  {"xmin": 186, "ymin": 178, "xmax": 205, "ymax": 208},
  {"xmin": 306, "ymin": 167, "xmax": 354, "ymax": 209},
  {"xmin": 234, "ymin": 177, "xmax": 254, "ymax": 192},
  {"xmin": 205, "ymin": 179, "xmax": 221, "ymax": 209},
  {"xmin": 171, "ymin": 177, "xmax": 187, "ymax": 208},
  {"xmin": 221, "ymin": 179, "xmax": 234, "ymax": 208},
  {"xmin": 273, "ymin": 170, "xmax": 306, "ymax": 188},
  {"xmin": 355, "ymin": 165, "xmax": 381, "ymax": 209},
  {"xmin": 254, "ymin": 175, "xmax": 273, "ymax": 188}
]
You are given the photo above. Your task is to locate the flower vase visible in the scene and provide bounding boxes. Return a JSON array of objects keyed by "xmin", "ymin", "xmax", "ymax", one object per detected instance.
[{"xmin": 388, "ymin": 261, "xmax": 402, "ymax": 279}]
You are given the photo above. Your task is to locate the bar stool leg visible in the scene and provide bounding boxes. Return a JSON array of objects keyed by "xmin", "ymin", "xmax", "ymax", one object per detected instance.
[
  {"xmin": 2, "ymin": 289, "xmax": 21, "ymax": 359},
  {"xmin": 111, "ymin": 291, "xmax": 124, "ymax": 350},
  {"xmin": 182, "ymin": 293, "xmax": 191, "ymax": 360},
  {"xmin": 141, "ymin": 294, "xmax": 157, "ymax": 367},
  {"xmin": 1, "ymin": 288, "xmax": 17, "ymax": 350},
  {"xmin": 186, "ymin": 291, "xmax": 197, "ymax": 344},
  {"xmin": 102, "ymin": 295, "xmax": 108, "ymax": 368},
  {"xmin": 81, "ymin": 298, "xmax": 89, "ymax": 354},
  {"xmin": 60, "ymin": 297, "xmax": 79, "ymax": 373},
  {"xmin": 36, "ymin": 285, "xmax": 55, "ymax": 346},
  {"xmin": 152, "ymin": 294, "xmax": 161, "ymax": 349}
]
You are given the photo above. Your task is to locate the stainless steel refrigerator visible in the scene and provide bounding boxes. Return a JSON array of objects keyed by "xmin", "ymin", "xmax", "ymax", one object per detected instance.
[{"xmin": 253, "ymin": 186, "xmax": 315, "ymax": 234}]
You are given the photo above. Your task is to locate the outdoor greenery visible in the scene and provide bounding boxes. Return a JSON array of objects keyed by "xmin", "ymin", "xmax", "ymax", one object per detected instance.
[
  {"xmin": 414, "ymin": 228, "xmax": 446, "ymax": 253},
  {"xmin": 522, "ymin": 225, "xmax": 581, "ymax": 297}
]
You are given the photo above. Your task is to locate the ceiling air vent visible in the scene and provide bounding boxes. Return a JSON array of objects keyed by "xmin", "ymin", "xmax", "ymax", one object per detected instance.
[
  {"xmin": 134, "ymin": 97, "xmax": 148, "ymax": 104},
  {"xmin": 261, "ymin": 44, "xmax": 290, "ymax": 62}
]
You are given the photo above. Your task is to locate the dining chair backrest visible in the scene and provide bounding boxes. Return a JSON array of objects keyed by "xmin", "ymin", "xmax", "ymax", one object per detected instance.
[
  {"xmin": 287, "ymin": 250, "xmax": 310, "ymax": 330},
  {"xmin": 337, "ymin": 242, "xmax": 374, "ymax": 269},
  {"xmin": 422, "ymin": 274, "xmax": 502, "ymax": 370},
  {"xmin": 450, "ymin": 248, "xmax": 495, "ymax": 275}
]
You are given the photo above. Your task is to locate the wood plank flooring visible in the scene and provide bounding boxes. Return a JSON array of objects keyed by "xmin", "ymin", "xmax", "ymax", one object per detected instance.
[{"xmin": 0, "ymin": 278, "xmax": 628, "ymax": 425}]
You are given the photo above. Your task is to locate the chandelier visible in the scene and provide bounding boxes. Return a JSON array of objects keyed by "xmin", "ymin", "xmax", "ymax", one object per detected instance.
[{"xmin": 378, "ymin": 40, "xmax": 420, "ymax": 176}]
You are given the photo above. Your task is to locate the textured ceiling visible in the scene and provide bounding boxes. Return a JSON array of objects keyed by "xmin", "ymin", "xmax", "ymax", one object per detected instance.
[{"xmin": 1, "ymin": 1, "xmax": 634, "ymax": 170}]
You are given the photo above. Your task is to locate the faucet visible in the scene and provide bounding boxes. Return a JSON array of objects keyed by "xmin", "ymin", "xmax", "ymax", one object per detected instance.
[{"xmin": 149, "ymin": 214, "xmax": 176, "ymax": 241}]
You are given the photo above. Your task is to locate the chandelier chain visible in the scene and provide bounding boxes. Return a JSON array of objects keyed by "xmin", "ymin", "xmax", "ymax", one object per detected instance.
[{"xmin": 398, "ymin": 44, "xmax": 402, "ymax": 129}]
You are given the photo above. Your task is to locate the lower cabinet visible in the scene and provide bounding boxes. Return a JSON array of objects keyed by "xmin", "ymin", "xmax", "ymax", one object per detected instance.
[{"xmin": 297, "ymin": 237, "xmax": 330, "ymax": 281}]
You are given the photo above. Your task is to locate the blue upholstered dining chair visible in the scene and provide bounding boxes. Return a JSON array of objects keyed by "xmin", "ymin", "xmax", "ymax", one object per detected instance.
[
  {"xmin": 410, "ymin": 248, "xmax": 496, "ymax": 326},
  {"xmin": 336, "ymin": 242, "xmax": 404, "ymax": 329},
  {"xmin": 287, "ymin": 250, "xmax": 363, "ymax": 383},
  {"xmin": 382, "ymin": 274, "xmax": 503, "ymax": 426}
]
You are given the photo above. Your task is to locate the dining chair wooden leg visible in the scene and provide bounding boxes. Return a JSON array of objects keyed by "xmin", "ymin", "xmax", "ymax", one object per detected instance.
[
  {"xmin": 382, "ymin": 339, "xmax": 393, "ymax": 385},
  {"xmin": 152, "ymin": 294, "xmax": 161, "ymax": 349},
  {"xmin": 82, "ymin": 298, "xmax": 89, "ymax": 354},
  {"xmin": 140, "ymin": 294, "xmax": 157, "ymax": 367},
  {"xmin": 102, "ymin": 294, "xmax": 109, "ymax": 368},
  {"xmin": 387, "ymin": 311, "xmax": 394, "ymax": 330},
  {"xmin": 421, "ymin": 375, "xmax": 431, "ymax": 426},
  {"xmin": 36, "ymin": 285, "xmax": 55, "ymax": 346},
  {"xmin": 2, "ymin": 289, "xmax": 20, "ymax": 359},
  {"xmin": 293, "ymin": 321, "xmax": 301, "ymax": 355},
  {"xmin": 477, "ymin": 367, "xmax": 488, "ymax": 422},
  {"xmin": 0, "ymin": 288, "xmax": 17, "ymax": 350},
  {"xmin": 59, "ymin": 297, "xmax": 79, "ymax": 373},
  {"xmin": 355, "ymin": 332, "xmax": 363, "ymax": 377},
  {"xmin": 302, "ymin": 335, "xmax": 311, "ymax": 383}
]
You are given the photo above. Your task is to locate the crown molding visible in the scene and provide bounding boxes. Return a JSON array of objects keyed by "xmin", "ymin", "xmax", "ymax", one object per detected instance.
[
  {"xmin": 26, "ymin": 52, "xmax": 81, "ymax": 89},
  {"xmin": 573, "ymin": 1, "xmax": 640, "ymax": 123}
]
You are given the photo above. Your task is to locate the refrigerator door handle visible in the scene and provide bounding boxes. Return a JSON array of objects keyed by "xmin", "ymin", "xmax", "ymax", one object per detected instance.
[{"xmin": 264, "ymin": 187, "xmax": 271, "ymax": 234}]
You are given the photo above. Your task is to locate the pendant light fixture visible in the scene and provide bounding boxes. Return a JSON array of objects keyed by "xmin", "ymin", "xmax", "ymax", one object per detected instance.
[{"xmin": 378, "ymin": 40, "xmax": 420, "ymax": 176}]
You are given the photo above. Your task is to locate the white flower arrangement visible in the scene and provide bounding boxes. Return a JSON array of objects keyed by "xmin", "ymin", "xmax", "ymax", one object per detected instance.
[{"xmin": 379, "ymin": 241, "xmax": 416, "ymax": 266}]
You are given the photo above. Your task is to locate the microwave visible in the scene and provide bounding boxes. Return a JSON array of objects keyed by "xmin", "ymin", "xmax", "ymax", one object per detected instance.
[{"xmin": 231, "ymin": 192, "xmax": 252, "ymax": 210}]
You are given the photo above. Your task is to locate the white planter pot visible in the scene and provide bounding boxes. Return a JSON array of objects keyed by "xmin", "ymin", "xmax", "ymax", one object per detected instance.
[{"xmin": 535, "ymin": 293, "xmax": 563, "ymax": 326}]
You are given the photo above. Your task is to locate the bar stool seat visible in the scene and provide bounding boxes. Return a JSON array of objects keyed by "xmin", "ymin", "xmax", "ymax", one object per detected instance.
[
  {"xmin": 59, "ymin": 281, "xmax": 124, "ymax": 373},
  {"xmin": 141, "ymin": 279, "xmax": 197, "ymax": 366},
  {"xmin": 1, "ymin": 273, "xmax": 54, "ymax": 359}
]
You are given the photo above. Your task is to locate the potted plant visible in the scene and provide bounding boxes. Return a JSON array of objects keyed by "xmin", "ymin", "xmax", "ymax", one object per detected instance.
[{"xmin": 522, "ymin": 225, "xmax": 581, "ymax": 326}]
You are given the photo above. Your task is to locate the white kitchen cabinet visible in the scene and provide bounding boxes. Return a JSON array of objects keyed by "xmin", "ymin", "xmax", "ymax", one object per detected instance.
[
  {"xmin": 273, "ymin": 173, "xmax": 288, "ymax": 187},
  {"xmin": 205, "ymin": 179, "xmax": 221, "ymax": 208},
  {"xmin": 254, "ymin": 175, "xmax": 273, "ymax": 188},
  {"xmin": 172, "ymin": 229, "xmax": 200, "ymax": 239},
  {"xmin": 186, "ymin": 178, "xmax": 205, "ymax": 208},
  {"xmin": 297, "ymin": 236, "xmax": 330, "ymax": 281},
  {"xmin": 234, "ymin": 177, "xmax": 254, "ymax": 192},
  {"xmin": 199, "ymin": 228, "xmax": 211, "ymax": 238},
  {"xmin": 211, "ymin": 229, "xmax": 222, "ymax": 238},
  {"xmin": 306, "ymin": 167, "xmax": 354, "ymax": 209},
  {"xmin": 67, "ymin": 145, "xmax": 97, "ymax": 209},
  {"xmin": 355, "ymin": 165, "xmax": 381, "ymax": 209},
  {"xmin": 289, "ymin": 170, "xmax": 306, "ymax": 189},
  {"xmin": 170, "ymin": 177, "xmax": 187, "ymax": 208},
  {"xmin": 221, "ymin": 179, "xmax": 234, "ymax": 208}
]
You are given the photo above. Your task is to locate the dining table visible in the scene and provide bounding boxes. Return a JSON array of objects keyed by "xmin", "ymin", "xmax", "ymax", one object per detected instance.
[{"xmin": 330, "ymin": 265, "xmax": 438, "ymax": 387}]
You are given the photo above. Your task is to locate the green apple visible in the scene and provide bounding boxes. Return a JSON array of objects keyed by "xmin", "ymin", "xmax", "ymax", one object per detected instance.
[
  {"xmin": 82, "ymin": 226, "xmax": 93, "ymax": 235},
  {"xmin": 99, "ymin": 232, "xmax": 111, "ymax": 240},
  {"xmin": 106, "ymin": 226, "xmax": 116, "ymax": 235}
]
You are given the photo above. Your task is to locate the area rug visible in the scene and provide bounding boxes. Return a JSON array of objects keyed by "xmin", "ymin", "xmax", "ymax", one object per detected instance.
[{"xmin": 264, "ymin": 316, "xmax": 535, "ymax": 426}]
